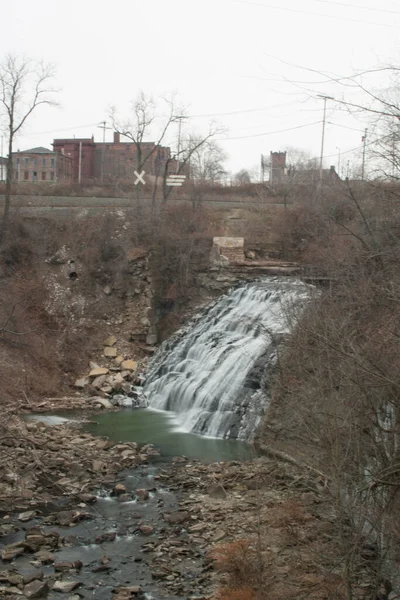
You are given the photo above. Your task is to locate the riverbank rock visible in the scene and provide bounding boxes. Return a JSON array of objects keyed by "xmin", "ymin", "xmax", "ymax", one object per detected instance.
[
  {"xmin": 23, "ymin": 580, "xmax": 49, "ymax": 598},
  {"xmin": 89, "ymin": 367, "xmax": 109, "ymax": 377}
]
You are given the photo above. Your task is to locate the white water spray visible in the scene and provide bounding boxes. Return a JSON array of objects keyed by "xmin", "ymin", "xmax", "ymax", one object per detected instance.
[{"xmin": 144, "ymin": 278, "xmax": 310, "ymax": 440}]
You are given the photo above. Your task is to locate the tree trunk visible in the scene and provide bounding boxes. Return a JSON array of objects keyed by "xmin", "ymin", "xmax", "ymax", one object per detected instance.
[{"xmin": 0, "ymin": 135, "xmax": 13, "ymax": 244}]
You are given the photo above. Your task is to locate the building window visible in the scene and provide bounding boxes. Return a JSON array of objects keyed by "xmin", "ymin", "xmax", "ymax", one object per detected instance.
[
  {"xmin": 42, "ymin": 158, "xmax": 46, "ymax": 167},
  {"xmin": 16, "ymin": 158, "xmax": 20, "ymax": 166},
  {"xmin": 33, "ymin": 171, "xmax": 38, "ymax": 182},
  {"xmin": 50, "ymin": 171, "xmax": 54, "ymax": 181},
  {"xmin": 24, "ymin": 171, "xmax": 29, "ymax": 180},
  {"xmin": 14, "ymin": 170, "xmax": 19, "ymax": 180},
  {"xmin": 51, "ymin": 158, "xmax": 55, "ymax": 168},
  {"xmin": 24, "ymin": 158, "xmax": 28, "ymax": 167},
  {"xmin": 33, "ymin": 159, "xmax": 37, "ymax": 167},
  {"xmin": 41, "ymin": 172, "xmax": 46, "ymax": 181}
]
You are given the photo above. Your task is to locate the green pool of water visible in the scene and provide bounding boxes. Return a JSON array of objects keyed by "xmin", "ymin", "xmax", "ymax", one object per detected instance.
[{"xmin": 84, "ymin": 408, "xmax": 256, "ymax": 462}]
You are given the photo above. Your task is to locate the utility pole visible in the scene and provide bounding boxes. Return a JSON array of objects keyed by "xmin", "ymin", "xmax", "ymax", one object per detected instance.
[
  {"xmin": 78, "ymin": 141, "xmax": 82, "ymax": 184},
  {"xmin": 98, "ymin": 121, "xmax": 111, "ymax": 183},
  {"xmin": 0, "ymin": 136, "xmax": 3, "ymax": 182},
  {"xmin": 317, "ymin": 95, "xmax": 331, "ymax": 184},
  {"xmin": 174, "ymin": 115, "xmax": 188, "ymax": 173},
  {"xmin": 361, "ymin": 128, "xmax": 368, "ymax": 180},
  {"xmin": 336, "ymin": 147, "xmax": 341, "ymax": 178}
]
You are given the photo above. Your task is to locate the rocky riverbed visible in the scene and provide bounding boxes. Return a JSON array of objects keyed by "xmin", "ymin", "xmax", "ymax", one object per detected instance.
[{"xmin": 0, "ymin": 415, "xmax": 380, "ymax": 600}]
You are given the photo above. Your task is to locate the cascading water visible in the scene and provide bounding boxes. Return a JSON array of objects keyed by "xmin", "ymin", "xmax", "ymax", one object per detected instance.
[{"xmin": 144, "ymin": 278, "xmax": 311, "ymax": 441}]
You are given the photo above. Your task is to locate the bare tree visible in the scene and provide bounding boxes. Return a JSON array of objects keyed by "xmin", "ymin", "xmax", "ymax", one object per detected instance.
[
  {"xmin": 234, "ymin": 168, "xmax": 252, "ymax": 186},
  {"xmin": 186, "ymin": 136, "xmax": 227, "ymax": 185},
  {"xmin": 0, "ymin": 54, "xmax": 57, "ymax": 242},
  {"xmin": 110, "ymin": 91, "xmax": 181, "ymax": 177}
]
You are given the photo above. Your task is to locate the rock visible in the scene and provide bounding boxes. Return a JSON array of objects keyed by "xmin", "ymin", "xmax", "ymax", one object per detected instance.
[
  {"xmin": 164, "ymin": 511, "xmax": 189, "ymax": 525},
  {"xmin": 1, "ymin": 543, "xmax": 25, "ymax": 561},
  {"xmin": 91, "ymin": 397, "xmax": 113, "ymax": 409},
  {"xmin": 121, "ymin": 382, "xmax": 132, "ymax": 395},
  {"xmin": 104, "ymin": 346, "xmax": 117, "ymax": 358},
  {"xmin": 54, "ymin": 562, "xmax": 75, "ymax": 571},
  {"xmin": 100, "ymin": 384, "xmax": 113, "ymax": 394},
  {"xmin": 112, "ymin": 483, "xmax": 127, "ymax": 496},
  {"xmin": 114, "ymin": 355, "xmax": 124, "ymax": 366},
  {"xmin": 135, "ymin": 489, "xmax": 149, "ymax": 501},
  {"xmin": 92, "ymin": 375, "xmax": 107, "ymax": 389},
  {"xmin": 77, "ymin": 493, "xmax": 97, "ymax": 504},
  {"xmin": 52, "ymin": 580, "xmax": 81, "ymax": 593},
  {"xmin": 112, "ymin": 586, "xmax": 141, "ymax": 599},
  {"xmin": 57, "ymin": 510, "xmax": 74, "ymax": 526},
  {"xmin": 18, "ymin": 510, "xmax": 36, "ymax": 522},
  {"xmin": 146, "ymin": 334, "xmax": 158, "ymax": 346},
  {"xmin": 34, "ymin": 550, "xmax": 54, "ymax": 564},
  {"xmin": 207, "ymin": 483, "xmax": 227, "ymax": 499},
  {"xmin": 0, "ymin": 586, "xmax": 23, "ymax": 595},
  {"xmin": 92, "ymin": 460, "xmax": 107, "ymax": 473},
  {"xmin": 103, "ymin": 285, "xmax": 112, "ymax": 295},
  {"xmin": 189, "ymin": 523, "xmax": 206, "ymax": 533},
  {"xmin": 96, "ymin": 532, "xmax": 117, "ymax": 544},
  {"xmin": 23, "ymin": 580, "xmax": 49, "ymax": 598},
  {"xmin": 23, "ymin": 570, "xmax": 44, "ymax": 584},
  {"xmin": 214, "ymin": 529, "xmax": 226, "ymax": 542},
  {"xmin": 121, "ymin": 360, "xmax": 137, "ymax": 371},
  {"xmin": 74, "ymin": 377, "xmax": 89, "ymax": 389},
  {"xmin": 138, "ymin": 524, "xmax": 154, "ymax": 536},
  {"xmin": 89, "ymin": 367, "xmax": 109, "ymax": 377},
  {"xmin": 104, "ymin": 335, "xmax": 117, "ymax": 346}
]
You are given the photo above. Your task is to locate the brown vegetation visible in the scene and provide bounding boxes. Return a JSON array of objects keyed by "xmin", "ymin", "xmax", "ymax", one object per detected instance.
[{"xmin": 258, "ymin": 179, "xmax": 400, "ymax": 597}]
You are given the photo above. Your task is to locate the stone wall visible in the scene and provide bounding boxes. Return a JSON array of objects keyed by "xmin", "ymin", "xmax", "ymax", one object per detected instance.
[{"xmin": 211, "ymin": 237, "xmax": 245, "ymax": 264}]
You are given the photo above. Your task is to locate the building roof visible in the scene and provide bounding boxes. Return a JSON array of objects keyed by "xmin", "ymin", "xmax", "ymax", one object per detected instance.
[{"xmin": 16, "ymin": 147, "xmax": 55, "ymax": 155}]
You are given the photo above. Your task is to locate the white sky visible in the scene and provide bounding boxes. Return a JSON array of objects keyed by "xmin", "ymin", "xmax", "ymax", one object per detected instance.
[{"xmin": 1, "ymin": 0, "xmax": 400, "ymax": 177}]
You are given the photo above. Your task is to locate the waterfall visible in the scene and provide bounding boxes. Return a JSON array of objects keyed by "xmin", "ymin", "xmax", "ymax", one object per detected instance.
[{"xmin": 144, "ymin": 278, "xmax": 310, "ymax": 440}]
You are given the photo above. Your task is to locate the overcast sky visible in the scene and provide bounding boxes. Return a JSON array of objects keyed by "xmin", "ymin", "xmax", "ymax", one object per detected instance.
[{"xmin": 1, "ymin": 0, "xmax": 400, "ymax": 177}]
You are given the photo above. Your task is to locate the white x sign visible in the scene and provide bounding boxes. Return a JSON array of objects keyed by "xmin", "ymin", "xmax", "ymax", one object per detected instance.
[{"xmin": 134, "ymin": 170, "xmax": 146, "ymax": 185}]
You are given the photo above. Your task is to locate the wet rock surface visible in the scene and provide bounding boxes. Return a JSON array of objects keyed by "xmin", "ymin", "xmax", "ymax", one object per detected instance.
[{"xmin": 0, "ymin": 415, "xmax": 377, "ymax": 599}]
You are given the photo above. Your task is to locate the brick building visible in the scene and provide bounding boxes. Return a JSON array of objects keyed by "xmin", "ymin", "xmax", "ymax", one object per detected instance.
[
  {"xmin": 52, "ymin": 138, "xmax": 95, "ymax": 182},
  {"xmin": 52, "ymin": 132, "xmax": 176, "ymax": 184},
  {"xmin": 0, "ymin": 157, "xmax": 6, "ymax": 182},
  {"xmin": 12, "ymin": 147, "xmax": 73, "ymax": 183}
]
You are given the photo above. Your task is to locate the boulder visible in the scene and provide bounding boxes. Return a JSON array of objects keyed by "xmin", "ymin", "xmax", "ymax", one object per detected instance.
[
  {"xmin": 96, "ymin": 532, "xmax": 116, "ymax": 544},
  {"xmin": 138, "ymin": 524, "xmax": 154, "ymax": 536},
  {"xmin": 34, "ymin": 550, "xmax": 54, "ymax": 564},
  {"xmin": 23, "ymin": 580, "xmax": 49, "ymax": 598},
  {"xmin": 92, "ymin": 375, "xmax": 107, "ymax": 389},
  {"xmin": 135, "ymin": 489, "xmax": 149, "ymax": 501},
  {"xmin": 89, "ymin": 367, "xmax": 109, "ymax": 377},
  {"xmin": 18, "ymin": 510, "xmax": 36, "ymax": 522},
  {"xmin": 112, "ymin": 483, "xmax": 127, "ymax": 496},
  {"xmin": 74, "ymin": 377, "xmax": 89, "ymax": 389},
  {"xmin": 1, "ymin": 543, "xmax": 25, "ymax": 561},
  {"xmin": 121, "ymin": 360, "xmax": 137, "ymax": 371},
  {"xmin": 104, "ymin": 335, "xmax": 117, "ymax": 347},
  {"xmin": 23, "ymin": 570, "xmax": 44, "ymax": 585},
  {"xmin": 104, "ymin": 347, "xmax": 118, "ymax": 358},
  {"xmin": 91, "ymin": 397, "xmax": 113, "ymax": 409},
  {"xmin": 52, "ymin": 580, "xmax": 81, "ymax": 593},
  {"xmin": 164, "ymin": 511, "xmax": 189, "ymax": 525},
  {"xmin": 114, "ymin": 355, "xmax": 124, "ymax": 366}
]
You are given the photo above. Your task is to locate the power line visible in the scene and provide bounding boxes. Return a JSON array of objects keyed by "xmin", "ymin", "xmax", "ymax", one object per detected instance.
[
  {"xmin": 326, "ymin": 121, "xmax": 365, "ymax": 132},
  {"xmin": 189, "ymin": 101, "xmax": 301, "ymax": 118},
  {"xmin": 21, "ymin": 122, "xmax": 100, "ymax": 137},
  {"xmin": 217, "ymin": 120, "xmax": 322, "ymax": 141},
  {"xmin": 314, "ymin": 0, "xmax": 400, "ymax": 15},
  {"xmin": 234, "ymin": 0, "xmax": 398, "ymax": 28}
]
